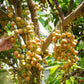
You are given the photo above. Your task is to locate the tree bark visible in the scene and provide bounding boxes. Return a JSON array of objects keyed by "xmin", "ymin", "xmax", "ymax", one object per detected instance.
[
  {"xmin": 26, "ymin": 0, "xmax": 40, "ymax": 39},
  {"xmin": 8, "ymin": 0, "xmax": 22, "ymax": 17},
  {"xmin": 26, "ymin": 0, "xmax": 41, "ymax": 84},
  {"xmin": 29, "ymin": 67, "xmax": 40, "ymax": 84}
]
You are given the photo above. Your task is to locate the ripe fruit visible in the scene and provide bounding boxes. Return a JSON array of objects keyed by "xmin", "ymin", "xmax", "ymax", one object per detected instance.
[
  {"xmin": 10, "ymin": 37, "xmax": 15, "ymax": 43},
  {"xmin": 20, "ymin": 54, "xmax": 25, "ymax": 59},
  {"xmin": 52, "ymin": 30, "xmax": 78, "ymax": 76},
  {"xmin": 4, "ymin": 26, "xmax": 8, "ymax": 30},
  {"xmin": 8, "ymin": 12, "xmax": 13, "ymax": 18},
  {"xmin": 25, "ymin": 76, "xmax": 30, "ymax": 81},
  {"xmin": 16, "ymin": 17, "xmax": 21, "ymax": 22},
  {"xmin": 21, "ymin": 44, "xmax": 26, "ymax": 49},
  {"xmin": 14, "ymin": 51, "xmax": 19, "ymax": 56},
  {"xmin": 11, "ymin": 21, "xmax": 15, "ymax": 26}
]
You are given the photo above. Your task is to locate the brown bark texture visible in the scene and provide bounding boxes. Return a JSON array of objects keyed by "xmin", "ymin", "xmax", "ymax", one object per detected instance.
[
  {"xmin": 29, "ymin": 67, "xmax": 40, "ymax": 84},
  {"xmin": 26, "ymin": 0, "xmax": 40, "ymax": 39},
  {"xmin": 26, "ymin": 1, "xmax": 41, "ymax": 83},
  {"xmin": 8, "ymin": 0, "xmax": 22, "ymax": 17}
]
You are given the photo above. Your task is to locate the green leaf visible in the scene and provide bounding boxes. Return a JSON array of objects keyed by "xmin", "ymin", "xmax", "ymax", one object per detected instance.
[
  {"xmin": 74, "ymin": 76, "xmax": 84, "ymax": 80},
  {"xmin": 38, "ymin": 17, "xmax": 45, "ymax": 26},
  {"xmin": 34, "ymin": 77, "xmax": 37, "ymax": 83},
  {"xmin": 53, "ymin": 80, "xmax": 60, "ymax": 84},
  {"xmin": 50, "ymin": 65, "xmax": 60, "ymax": 75},
  {"xmin": 65, "ymin": 80, "xmax": 71, "ymax": 84},
  {"xmin": 80, "ymin": 57, "xmax": 84, "ymax": 68}
]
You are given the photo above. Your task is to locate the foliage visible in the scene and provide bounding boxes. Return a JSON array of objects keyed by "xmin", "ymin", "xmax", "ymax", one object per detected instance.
[{"xmin": 0, "ymin": 0, "xmax": 84, "ymax": 84}]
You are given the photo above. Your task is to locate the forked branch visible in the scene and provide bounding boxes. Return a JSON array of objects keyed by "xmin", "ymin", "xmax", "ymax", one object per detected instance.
[{"xmin": 41, "ymin": 1, "xmax": 84, "ymax": 51}]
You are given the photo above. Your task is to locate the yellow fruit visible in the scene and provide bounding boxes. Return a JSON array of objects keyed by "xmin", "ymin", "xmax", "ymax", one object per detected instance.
[
  {"xmin": 25, "ymin": 76, "xmax": 30, "ymax": 81},
  {"xmin": 10, "ymin": 37, "xmax": 15, "ymax": 43},
  {"xmin": 26, "ymin": 26, "xmax": 31, "ymax": 30},
  {"xmin": 10, "ymin": 27, "xmax": 15, "ymax": 31},
  {"xmin": 26, "ymin": 51, "xmax": 31, "ymax": 55},
  {"xmin": 26, "ymin": 12, "xmax": 30, "ymax": 15},
  {"xmin": 16, "ymin": 17, "xmax": 21, "ymax": 22},
  {"xmin": 56, "ymin": 30, "xmax": 60, "ymax": 34},
  {"xmin": 35, "ymin": 37, "xmax": 40, "ymax": 42},
  {"xmin": 36, "ymin": 48, "xmax": 41, "ymax": 54},
  {"xmin": 36, "ymin": 63, "xmax": 40, "ymax": 68},
  {"xmin": 11, "ymin": 21, "xmax": 15, "ymax": 26},
  {"xmin": 21, "ymin": 44, "xmax": 26, "ymax": 49},
  {"xmin": 8, "ymin": 12, "xmax": 13, "ymax": 18},
  {"xmin": 14, "ymin": 51, "xmax": 19, "ymax": 56},
  {"xmin": 25, "ymin": 7, "xmax": 29, "ymax": 10},
  {"xmin": 4, "ymin": 26, "xmax": 8, "ymax": 30},
  {"xmin": 82, "ymin": 31, "xmax": 84, "ymax": 35},
  {"xmin": 39, "ymin": 65, "xmax": 43, "ymax": 71},
  {"xmin": 74, "ymin": 50, "xmax": 78, "ymax": 55},
  {"xmin": 62, "ymin": 33, "xmax": 66, "ymax": 38},
  {"xmin": 30, "ymin": 22, "xmax": 33, "ymax": 25},
  {"xmin": 52, "ymin": 37, "xmax": 57, "ymax": 43},
  {"xmin": 4, "ymin": 33, "xmax": 8, "ymax": 37},
  {"xmin": 18, "ymin": 29, "xmax": 23, "ymax": 34},
  {"xmin": 20, "ymin": 54, "xmax": 25, "ymax": 59},
  {"xmin": 72, "ymin": 41, "xmax": 77, "ymax": 47},
  {"xmin": 61, "ymin": 39, "xmax": 68, "ymax": 44},
  {"xmin": 57, "ymin": 57, "xmax": 61, "ymax": 61},
  {"xmin": 67, "ymin": 32, "xmax": 71, "ymax": 37},
  {"xmin": 14, "ymin": 30, "xmax": 19, "ymax": 34}
]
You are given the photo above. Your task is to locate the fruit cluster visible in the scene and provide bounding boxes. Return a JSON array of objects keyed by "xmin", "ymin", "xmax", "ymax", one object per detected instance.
[
  {"xmin": 0, "ymin": 4, "xmax": 52, "ymax": 83},
  {"xmin": 52, "ymin": 30, "xmax": 78, "ymax": 73},
  {"xmin": 0, "ymin": 6, "xmax": 50, "ymax": 83}
]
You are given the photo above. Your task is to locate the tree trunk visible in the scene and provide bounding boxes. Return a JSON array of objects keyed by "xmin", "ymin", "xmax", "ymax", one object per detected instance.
[{"xmin": 29, "ymin": 67, "xmax": 40, "ymax": 84}]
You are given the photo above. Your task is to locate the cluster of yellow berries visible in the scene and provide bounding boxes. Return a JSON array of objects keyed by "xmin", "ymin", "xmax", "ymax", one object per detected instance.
[
  {"xmin": 13, "ymin": 37, "xmax": 51, "ymax": 82},
  {"xmin": 52, "ymin": 30, "xmax": 79, "ymax": 73},
  {"xmin": 0, "ymin": 5, "xmax": 52, "ymax": 83}
]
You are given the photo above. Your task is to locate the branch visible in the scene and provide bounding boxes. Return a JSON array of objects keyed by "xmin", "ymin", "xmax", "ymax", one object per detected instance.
[
  {"xmin": 8, "ymin": 0, "xmax": 22, "ymax": 17},
  {"xmin": 67, "ymin": 0, "xmax": 74, "ymax": 15},
  {"xmin": 47, "ymin": 0, "xmax": 54, "ymax": 12},
  {"xmin": 26, "ymin": 0, "xmax": 40, "ymax": 39},
  {"xmin": 63, "ymin": 1, "xmax": 84, "ymax": 27},
  {"xmin": 47, "ymin": 0, "xmax": 61, "ymax": 20},
  {"xmin": 53, "ymin": 0, "xmax": 64, "ymax": 19},
  {"xmin": 41, "ymin": 1, "xmax": 84, "ymax": 51},
  {"xmin": 14, "ymin": 0, "xmax": 22, "ymax": 18}
]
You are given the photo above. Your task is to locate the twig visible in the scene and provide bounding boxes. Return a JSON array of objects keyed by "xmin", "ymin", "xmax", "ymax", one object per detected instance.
[
  {"xmin": 53, "ymin": 0, "xmax": 64, "ymax": 20},
  {"xmin": 67, "ymin": 0, "xmax": 74, "ymax": 15},
  {"xmin": 47, "ymin": 0, "xmax": 61, "ymax": 20},
  {"xmin": 8, "ymin": 0, "xmax": 22, "ymax": 17}
]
